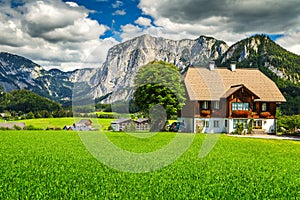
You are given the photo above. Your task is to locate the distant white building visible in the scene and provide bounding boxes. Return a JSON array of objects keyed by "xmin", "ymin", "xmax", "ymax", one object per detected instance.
[
  {"xmin": 110, "ymin": 118, "xmax": 133, "ymax": 131},
  {"xmin": 110, "ymin": 118, "xmax": 150, "ymax": 132},
  {"xmin": 63, "ymin": 119, "xmax": 95, "ymax": 131}
]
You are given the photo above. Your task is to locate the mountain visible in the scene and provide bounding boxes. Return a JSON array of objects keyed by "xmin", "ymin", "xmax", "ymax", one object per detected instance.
[
  {"xmin": 0, "ymin": 34, "xmax": 299, "ymax": 114},
  {"xmin": 216, "ymin": 34, "xmax": 300, "ymax": 114},
  {"xmin": 0, "ymin": 52, "xmax": 94, "ymax": 103},
  {"xmin": 217, "ymin": 35, "xmax": 300, "ymax": 83},
  {"xmin": 82, "ymin": 34, "xmax": 229, "ymax": 103}
]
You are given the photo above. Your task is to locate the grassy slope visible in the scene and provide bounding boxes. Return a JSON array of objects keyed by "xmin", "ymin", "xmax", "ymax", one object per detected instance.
[{"xmin": 0, "ymin": 131, "xmax": 300, "ymax": 199}]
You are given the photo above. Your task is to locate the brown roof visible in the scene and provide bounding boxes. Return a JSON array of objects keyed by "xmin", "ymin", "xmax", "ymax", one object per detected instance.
[
  {"xmin": 224, "ymin": 84, "xmax": 260, "ymax": 99},
  {"xmin": 184, "ymin": 67, "xmax": 286, "ymax": 102}
]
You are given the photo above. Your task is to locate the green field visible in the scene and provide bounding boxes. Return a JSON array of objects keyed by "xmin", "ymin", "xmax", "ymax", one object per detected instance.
[
  {"xmin": 1, "ymin": 131, "xmax": 300, "ymax": 199},
  {"xmin": 4, "ymin": 118, "xmax": 114, "ymax": 130}
]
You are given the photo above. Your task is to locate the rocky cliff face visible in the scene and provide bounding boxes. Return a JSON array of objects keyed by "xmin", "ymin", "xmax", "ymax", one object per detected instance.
[{"xmin": 87, "ymin": 34, "xmax": 228, "ymax": 103}]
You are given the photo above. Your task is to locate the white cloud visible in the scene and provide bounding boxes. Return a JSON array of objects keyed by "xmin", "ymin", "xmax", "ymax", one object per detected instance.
[
  {"xmin": 65, "ymin": 1, "xmax": 79, "ymax": 7},
  {"xmin": 135, "ymin": 17, "xmax": 152, "ymax": 27},
  {"xmin": 120, "ymin": 24, "xmax": 143, "ymax": 41},
  {"xmin": 276, "ymin": 32, "xmax": 300, "ymax": 55},
  {"xmin": 0, "ymin": 0, "xmax": 117, "ymax": 71},
  {"xmin": 112, "ymin": 1, "xmax": 124, "ymax": 8},
  {"xmin": 113, "ymin": 9, "xmax": 126, "ymax": 16},
  {"xmin": 137, "ymin": 0, "xmax": 300, "ymax": 55}
]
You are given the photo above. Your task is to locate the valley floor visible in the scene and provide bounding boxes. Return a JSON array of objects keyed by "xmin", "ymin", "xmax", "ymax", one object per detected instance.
[{"xmin": 1, "ymin": 131, "xmax": 300, "ymax": 199}]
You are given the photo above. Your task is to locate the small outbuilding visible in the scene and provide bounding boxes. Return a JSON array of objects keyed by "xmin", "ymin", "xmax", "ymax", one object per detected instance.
[
  {"xmin": 78, "ymin": 119, "xmax": 92, "ymax": 126},
  {"xmin": 134, "ymin": 118, "xmax": 150, "ymax": 131},
  {"xmin": 110, "ymin": 118, "xmax": 133, "ymax": 131},
  {"xmin": 63, "ymin": 119, "xmax": 95, "ymax": 131}
]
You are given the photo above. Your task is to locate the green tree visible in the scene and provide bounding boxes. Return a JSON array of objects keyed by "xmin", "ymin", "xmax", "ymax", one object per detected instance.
[
  {"xmin": 134, "ymin": 60, "xmax": 186, "ymax": 122},
  {"xmin": 27, "ymin": 111, "xmax": 34, "ymax": 119}
]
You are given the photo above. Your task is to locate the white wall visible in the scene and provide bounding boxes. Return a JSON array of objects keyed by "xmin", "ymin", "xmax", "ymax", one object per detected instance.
[
  {"xmin": 178, "ymin": 117, "xmax": 276, "ymax": 134},
  {"xmin": 111, "ymin": 124, "xmax": 120, "ymax": 131},
  {"xmin": 228, "ymin": 118, "xmax": 276, "ymax": 134},
  {"xmin": 198, "ymin": 118, "xmax": 227, "ymax": 133},
  {"xmin": 262, "ymin": 119, "xmax": 276, "ymax": 133}
]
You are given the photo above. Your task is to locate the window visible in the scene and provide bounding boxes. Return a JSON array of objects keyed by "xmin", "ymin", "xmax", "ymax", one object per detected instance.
[
  {"xmin": 213, "ymin": 101, "xmax": 220, "ymax": 110},
  {"xmin": 203, "ymin": 120, "xmax": 209, "ymax": 128},
  {"xmin": 213, "ymin": 120, "xmax": 219, "ymax": 128},
  {"xmin": 252, "ymin": 103, "xmax": 256, "ymax": 112},
  {"xmin": 232, "ymin": 102, "xmax": 249, "ymax": 111},
  {"xmin": 233, "ymin": 119, "xmax": 248, "ymax": 129},
  {"xmin": 261, "ymin": 103, "xmax": 267, "ymax": 112},
  {"xmin": 254, "ymin": 120, "xmax": 262, "ymax": 128},
  {"xmin": 225, "ymin": 120, "xmax": 228, "ymax": 127},
  {"xmin": 202, "ymin": 101, "xmax": 209, "ymax": 109}
]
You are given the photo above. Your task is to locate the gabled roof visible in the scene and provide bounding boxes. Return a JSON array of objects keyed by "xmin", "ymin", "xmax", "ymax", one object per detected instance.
[
  {"xmin": 184, "ymin": 67, "xmax": 286, "ymax": 102},
  {"xmin": 79, "ymin": 119, "xmax": 92, "ymax": 124},
  {"xmin": 224, "ymin": 84, "xmax": 260, "ymax": 99},
  {"xmin": 111, "ymin": 118, "xmax": 132, "ymax": 124},
  {"xmin": 134, "ymin": 118, "xmax": 149, "ymax": 123}
]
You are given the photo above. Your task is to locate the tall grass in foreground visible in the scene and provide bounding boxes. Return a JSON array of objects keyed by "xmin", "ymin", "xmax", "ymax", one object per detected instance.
[{"xmin": 0, "ymin": 131, "xmax": 300, "ymax": 199}]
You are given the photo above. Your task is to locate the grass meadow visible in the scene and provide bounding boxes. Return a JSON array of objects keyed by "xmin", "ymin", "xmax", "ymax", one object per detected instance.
[
  {"xmin": 2, "ymin": 118, "xmax": 115, "ymax": 130},
  {"xmin": 1, "ymin": 130, "xmax": 300, "ymax": 199}
]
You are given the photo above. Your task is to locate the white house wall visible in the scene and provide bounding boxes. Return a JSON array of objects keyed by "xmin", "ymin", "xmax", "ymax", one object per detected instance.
[
  {"xmin": 178, "ymin": 117, "xmax": 276, "ymax": 134},
  {"xmin": 196, "ymin": 118, "xmax": 228, "ymax": 133},
  {"xmin": 111, "ymin": 124, "xmax": 120, "ymax": 131},
  {"xmin": 262, "ymin": 119, "xmax": 276, "ymax": 133}
]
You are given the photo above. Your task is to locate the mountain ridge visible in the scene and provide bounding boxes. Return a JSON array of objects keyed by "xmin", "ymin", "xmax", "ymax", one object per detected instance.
[{"xmin": 0, "ymin": 34, "xmax": 299, "ymax": 114}]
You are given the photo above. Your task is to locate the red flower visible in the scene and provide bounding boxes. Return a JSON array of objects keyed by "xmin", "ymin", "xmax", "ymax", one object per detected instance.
[
  {"xmin": 201, "ymin": 110, "xmax": 210, "ymax": 116},
  {"xmin": 260, "ymin": 112, "xmax": 271, "ymax": 118},
  {"xmin": 232, "ymin": 110, "xmax": 250, "ymax": 117}
]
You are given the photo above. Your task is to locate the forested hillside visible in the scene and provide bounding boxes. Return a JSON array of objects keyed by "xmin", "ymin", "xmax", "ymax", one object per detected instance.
[
  {"xmin": 0, "ymin": 86, "xmax": 67, "ymax": 118},
  {"xmin": 216, "ymin": 35, "xmax": 300, "ymax": 115}
]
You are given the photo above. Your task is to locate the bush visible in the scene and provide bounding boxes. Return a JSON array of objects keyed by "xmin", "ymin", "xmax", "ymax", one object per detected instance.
[
  {"xmin": 98, "ymin": 113, "xmax": 116, "ymax": 119},
  {"xmin": 24, "ymin": 125, "xmax": 43, "ymax": 130},
  {"xmin": 196, "ymin": 125, "xmax": 203, "ymax": 133},
  {"xmin": 26, "ymin": 112, "xmax": 35, "ymax": 119},
  {"xmin": 247, "ymin": 119, "xmax": 254, "ymax": 134},
  {"xmin": 277, "ymin": 114, "xmax": 300, "ymax": 134},
  {"xmin": 234, "ymin": 120, "xmax": 244, "ymax": 135},
  {"xmin": 13, "ymin": 125, "xmax": 22, "ymax": 130},
  {"xmin": 107, "ymin": 125, "xmax": 114, "ymax": 131}
]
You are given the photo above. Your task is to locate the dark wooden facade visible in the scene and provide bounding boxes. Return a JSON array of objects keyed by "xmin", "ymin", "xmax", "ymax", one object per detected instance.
[{"xmin": 180, "ymin": 86, "xmax": 277, "ymax": 119}]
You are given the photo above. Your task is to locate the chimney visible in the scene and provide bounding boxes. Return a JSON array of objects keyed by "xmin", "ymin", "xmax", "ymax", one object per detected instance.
[
  {"xmin": 230, "ymin": 61, "xmax": 236, "ymax": 71},
  {"xmin": 208, "ymin": 61, "xmax": 215, "ymax": 71}
]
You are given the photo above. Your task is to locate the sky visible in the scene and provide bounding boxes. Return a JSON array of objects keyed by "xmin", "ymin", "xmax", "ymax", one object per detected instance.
[{"xmin": 0, "ymin": 0, "xmax": 300, "ymax": 71}]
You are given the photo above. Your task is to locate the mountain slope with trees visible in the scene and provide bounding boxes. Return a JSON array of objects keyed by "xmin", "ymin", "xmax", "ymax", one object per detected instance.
[
  {"xmin": 216, "ymin": 35, "xmax": 300, "ymax": 115},
  {"xmin": 0, "ymin": 86, "xmax": 69, "ymax": 118}
]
